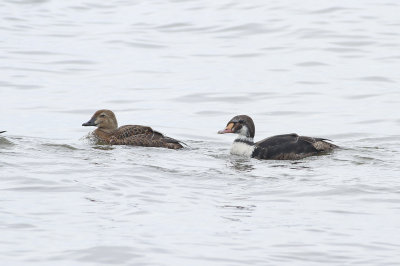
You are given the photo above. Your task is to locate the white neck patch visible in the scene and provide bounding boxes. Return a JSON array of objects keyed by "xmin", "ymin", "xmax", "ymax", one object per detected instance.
[
  {"xmin": 230, "ymin": 136, "xmax": 255, "ymax": 157},
  {"xmin": 237, "ymin": 125, "xmax": 249, "ymax": 137}
]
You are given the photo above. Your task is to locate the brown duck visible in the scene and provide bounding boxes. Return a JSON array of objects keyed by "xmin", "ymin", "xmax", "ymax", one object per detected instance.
[
  {"xmin": 218, "ymin": 115, "xmax": 337, "ymax": 160},
  {"xmin": 82, "ymin": 110, "xmax": 183, "ymax": 149}
]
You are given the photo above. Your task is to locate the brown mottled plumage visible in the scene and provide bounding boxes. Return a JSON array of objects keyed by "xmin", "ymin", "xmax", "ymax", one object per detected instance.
[
  {"xmin": 218, "ymin": 115, "xmax": 338, "ymax": 160},
  {"xmin": 82, "ymin": 110, "xmax": 183, "ymax": 149}
]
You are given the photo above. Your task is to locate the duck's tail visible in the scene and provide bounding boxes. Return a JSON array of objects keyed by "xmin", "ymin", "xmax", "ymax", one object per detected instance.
[
  {"xmin": 163, "ymin": 136, "xmax": 189, "ymax": 149},
  {"xmin": 313, "ymin": 138, "xmax": 339, "ymax": 151}
]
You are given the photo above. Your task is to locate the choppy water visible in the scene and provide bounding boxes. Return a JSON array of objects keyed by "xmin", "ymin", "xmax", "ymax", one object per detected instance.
[{"xmin": 1, "ymin": 0, "xmax": 400, "ymax": 265}]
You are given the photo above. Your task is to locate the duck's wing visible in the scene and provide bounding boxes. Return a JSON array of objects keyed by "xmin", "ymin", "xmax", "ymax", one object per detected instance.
[
  {"xmin": 256, "ymin": 133, "xmax": 300, "ymax": 148},
  {"xmin": 110, "ymin": 125, "xmax": 183, "ymax": 149},
  {"xmin": 111, "ymin": 125, "xmax": 157, "ymax": 140},
  {"xmin": 253, "ymin": 134, "xmax": 336, "ymax": 160}
]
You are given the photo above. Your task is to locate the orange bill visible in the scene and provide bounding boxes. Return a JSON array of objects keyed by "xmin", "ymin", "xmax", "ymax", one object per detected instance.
[{"xmin": 218, "ymin": 122, "xmax": 234, "ymax": 134}]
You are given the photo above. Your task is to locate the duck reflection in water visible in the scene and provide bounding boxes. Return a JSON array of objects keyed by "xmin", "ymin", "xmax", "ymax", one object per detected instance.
[{"xmin": 228, "ymin": 157, "xmax": 255, "ymax": 172}]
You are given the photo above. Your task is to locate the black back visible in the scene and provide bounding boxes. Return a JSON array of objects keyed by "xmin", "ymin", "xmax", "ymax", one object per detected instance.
[{"xmin": 252, "ymin": 133, "xmax": 324, "ymax": 159}]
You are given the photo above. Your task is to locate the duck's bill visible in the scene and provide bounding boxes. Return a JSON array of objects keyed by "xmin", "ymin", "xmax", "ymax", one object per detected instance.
[
  {"xmin": 218, "ymin": 122, "xmax": 234, "ymax": 134},
  {"xmin": 82, "ymin": 118, "xmax": 96, "ymax": 127},
  {"xmin": 218, "ymin": 128, "xmax": 233, "ymax": 134}
]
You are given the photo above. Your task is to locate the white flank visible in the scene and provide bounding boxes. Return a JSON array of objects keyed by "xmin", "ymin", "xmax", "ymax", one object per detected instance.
[{"xmin": 230, "ymin": 139, "xmax": 255, "ymax": 157}]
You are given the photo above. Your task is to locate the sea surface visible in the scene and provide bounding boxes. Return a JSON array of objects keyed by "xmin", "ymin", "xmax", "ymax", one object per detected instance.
[{"xmin": 1, "ymin": 0, "xmax": 400, "ymax": 265}]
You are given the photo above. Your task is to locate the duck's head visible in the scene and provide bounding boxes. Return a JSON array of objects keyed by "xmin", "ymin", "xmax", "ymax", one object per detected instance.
[
  {"xmin": 82, "ymin": 109, "xmax": 118, "ymax": 132},
  {"xmin": 218, "ymin": 115, "xmax": 255, "ymax": 138}
]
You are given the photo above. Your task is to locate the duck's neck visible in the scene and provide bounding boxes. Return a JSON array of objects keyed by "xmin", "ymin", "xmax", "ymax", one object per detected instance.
[
  {"xmin": 94, "ymin": 128, "xmax": 116, "ymax": 141},
  {"xmin": 234, "ymin": 136, "xmax": 255, "ymax": 145},
  {"xmin": 230, "ymin": 136, "xmax": 255, "ymax": 157},
  {"xmin": 97, "ymin": 127, "xmax": 117, "ymax": 134}
]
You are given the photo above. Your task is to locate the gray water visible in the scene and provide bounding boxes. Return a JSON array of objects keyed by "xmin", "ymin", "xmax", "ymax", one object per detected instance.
[{"xmin": 1, "ymin": 0, "xmax": 400, "ymax": 265}]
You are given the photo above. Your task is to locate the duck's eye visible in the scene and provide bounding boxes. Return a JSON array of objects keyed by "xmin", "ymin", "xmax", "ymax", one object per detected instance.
[
  {"xmin": 238, "ymin": 120, "xmax": 244, "ymax": 123},
  {"xmin": 100, "ymin": 114, "xmax": 106, "ymax": 118}
]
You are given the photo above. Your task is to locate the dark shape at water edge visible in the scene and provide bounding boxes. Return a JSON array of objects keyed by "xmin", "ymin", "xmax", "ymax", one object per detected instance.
[{"xmin": 0, "ymin": 133, "xmax": 14, "ymax": 148}]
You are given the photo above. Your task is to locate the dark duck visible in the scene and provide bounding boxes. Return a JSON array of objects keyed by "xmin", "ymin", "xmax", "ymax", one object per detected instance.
[
  {"xmin": 218, "ymin": 115, "xmax": 337, "ymax": 160},
  {"xmin": 82, "ymin": 110, "xmax": 183, "ymax": 149}
]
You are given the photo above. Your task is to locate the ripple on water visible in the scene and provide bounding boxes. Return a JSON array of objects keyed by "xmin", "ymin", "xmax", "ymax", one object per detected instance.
[
  {"xmin": 107, "ymin": 40, "xmax": 168, "ymax": 49},
  {"xmin": 357, "ymin": 76, "xmax": 394, "ymax": 83},
  {"xmin": 41, "ymin": 143, "xmax": 79, "ymax": 151},
  {"xmin": 330, "ymin": 41, "xmax": 376, "ymax": 47},
  {"xmin": 175, "ymin": 93, "xmax": 252, "ymax": 103},
  {"xmin": 213, "ymin": 23, "xmax": 288, "ymax": 35},
  {"xmin": 308, "ymin": 7, "xmax": 361, "ymax": 14},
  {"xmin": 54, "ymin": 246, "xmax": 144, "ymax": 264},
  {"xmin": 295, "ymin": 61, "xmax": 329, "ymax": 67}
]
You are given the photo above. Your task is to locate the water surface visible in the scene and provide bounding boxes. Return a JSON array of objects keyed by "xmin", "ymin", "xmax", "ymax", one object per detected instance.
[{"xmin": 1, "ymin": 0, "xmax": 400, "ymax": 265}]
